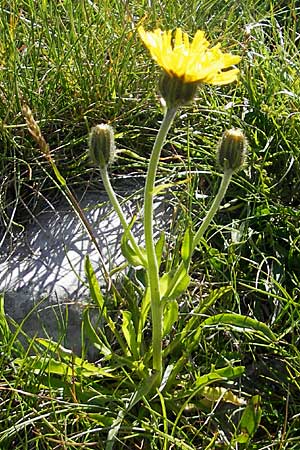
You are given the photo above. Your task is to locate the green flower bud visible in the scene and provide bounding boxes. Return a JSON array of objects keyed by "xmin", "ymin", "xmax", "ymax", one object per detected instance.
[
  {"xmin": 159, "ymin": 72, "xmax": 198, "ymax": 108},
  {"xmin": 217, "ymin": 128, "xmax": 247, "ymax": 172},
  {"xmin": 89, "ymin": 124, "xmax": 116, "ymax": 169}
]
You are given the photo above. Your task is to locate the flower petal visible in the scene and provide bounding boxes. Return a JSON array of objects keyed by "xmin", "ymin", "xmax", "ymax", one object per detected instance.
[{"xmin": 138, "ymin": 26, "xmax": 241, "ymax": 86}]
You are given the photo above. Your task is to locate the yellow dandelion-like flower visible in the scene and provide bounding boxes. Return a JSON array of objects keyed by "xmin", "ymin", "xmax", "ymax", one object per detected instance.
[{"xmin": 138, "ymin": 26, "xmax": 241, "ymax": 86}]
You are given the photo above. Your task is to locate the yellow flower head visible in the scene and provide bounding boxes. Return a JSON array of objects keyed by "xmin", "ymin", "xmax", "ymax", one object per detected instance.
[{"xmin": 138, "ymin": 26, "xmax": 241, "ymax": 86}]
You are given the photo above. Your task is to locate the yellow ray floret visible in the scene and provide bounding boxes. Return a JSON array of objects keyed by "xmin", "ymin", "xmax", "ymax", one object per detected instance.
[{"xmin": 138, "ymin": 27, "xmax": 241, "ymax": 85}]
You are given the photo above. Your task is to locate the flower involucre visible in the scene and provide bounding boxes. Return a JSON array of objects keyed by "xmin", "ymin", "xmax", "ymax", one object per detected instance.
[{"xmin": 138, "ymin": 27, "xmax": 241, "ymax": 86}]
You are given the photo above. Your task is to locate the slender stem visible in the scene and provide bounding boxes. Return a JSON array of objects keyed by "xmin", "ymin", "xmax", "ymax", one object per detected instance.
[
  {"xmin": 63, "ymin": 184, "xmax": 111, "ymax": 282},
  {"xmin": 192, "ymin": 168, "xmax": 234, "ymax": 252},
  {"xmin": 100, "ymin": 167, "xmax": 147, "ymax": 267},
  {"xmin": 144, "ymin": 106, "xmax": 178, "ymax": 380}
]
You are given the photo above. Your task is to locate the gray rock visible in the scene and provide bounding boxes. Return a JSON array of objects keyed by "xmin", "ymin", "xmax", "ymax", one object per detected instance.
[{"xmin": 0, "ymin": 177, "xmax": 174, "ymax": 359}]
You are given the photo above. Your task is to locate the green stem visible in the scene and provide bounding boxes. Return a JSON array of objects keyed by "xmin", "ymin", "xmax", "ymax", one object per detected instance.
[
  {"xmin": 167, "ymin": 168, "xmax": 234, "ymax": 296},
  {"xmin": 100, "ymin": 167, "xmax": 147, "ymax": 267},
  {"xmin": 144, "ymin": 106, "xmax": 178, "ymax": 380},
  {"xmin": 192, "ymin": 168, "xmax": 234, "ymax": 252}
]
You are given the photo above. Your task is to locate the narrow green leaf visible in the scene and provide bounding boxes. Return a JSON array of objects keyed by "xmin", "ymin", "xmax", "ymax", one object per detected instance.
[
  {"xmin": 121, "ymin": 232, "xmax": 147, "ymax": 268},
  {"xmin": 164, "ymin": 354, "xmax": 245, "ymax": 393},
  {"xmin": 128, "ymin": 370, "xmax": 160, "ymax": 409},
  {"xmin": 121, "ymin": 310, "xmax": 139, "ymax": 359},
  {"xmin": 160, "ymin": 266, "xmax": 190, "ymax": 301},
  {"xmin": 163, "ymin": 286, "xmax": 232, "ymax": 358},
  {"xmin": 14, "ymin": 353, "xmax": 116, "ymax": 378},
  {"xmin": 163, "ymin": 299, "xmax": 178, "ymax": 337},
  {"xmin": 155, "ymin": 231, "xmax": 165, "ymax": 269},
  {"xmin": 137, "ymin": 288, "xmax": 150, "ymax": 353},
  {"xmin": 13, "ymin": 357, "xmax": 69, "ymax": 376},
  {"xmin": 106, "ymin": 371, "xmax": 160, "ymax": 450},
  {"xmin": 202, "ymin": 313, "xmax": 276, "ymax": 341},
  {"xmin": 85, "ymin": 255, "xmax": 105, "ymax": 313},
  {"xmin": 233, "ymin": 395, "xmax": 262, "ymax": 445},
  {"xmin": 36, "ymin": 338, "xmax": 73, "ymax": 356},
  {"xmin": 51, "ymin": 161, "xmax": 66, "ymax": 186},
  {"xmin": 181, "ymin": 226, "xmax": 193, "ymax": 267},
  {"xmin": 82, "ymin": 309, "xmax": 111, "ymax": 358},
  {"xmin": 194, "ymin": 366, "xmax": 245, "ymax": 389}
]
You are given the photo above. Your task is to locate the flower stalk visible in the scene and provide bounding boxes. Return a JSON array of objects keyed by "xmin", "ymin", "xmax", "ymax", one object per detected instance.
[
  {"xmin": 138, "ymin": 27, "xmax": 241, "ymax": 381},
  {"xmin": 166, "ymin": 168, "xmax": 234, "ymax": 298},
  {"xmin": 99, "ymin": 166, "xmax": 147, "ymax": 267},
  {"xmin": 144, "ymin": 106, "xmax": 178, "ymax": 379},
  {"xmin": 192, "ymin": 168, "xmax": 234, "ymax": 253},
  {"xmin": 88, "ymin": 123, "xmax": 147, "ymax": 267}
]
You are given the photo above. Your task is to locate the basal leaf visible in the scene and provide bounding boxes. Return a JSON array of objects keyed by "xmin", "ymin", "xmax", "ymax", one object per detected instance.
[
  {"xmin": 137, "ymin": 288, "xmax": 150, "ymax": 353},
  {"xmin": 201, "ymin": 386, "xmax": 246, "ymax": 405},
  {"xmin": 85, "ymin": 255, "xmax": 105, "ymax": 313},
  {"xmin": 202, "ymin": 313, "xmax": 276, "ymax": 341},
  {"xmin": 163, "ymin": 299, "xmax": 178, "ymax": 337},
  {"xmin": 121, "ymin": 233, "xmax": 147, "ymax": 268},
  {"xmin": 155, "ymin": 231, "xmax": 165, "ymax": 269},
  {"xmin": 233, "ymin": 395, "xmax": 262, "ymax": 445},
  {"xmin": 121, "ymin": 310, "xmax": 139, "ymax": 359},
  {"xmin": 14, "ymin": 352, "xmax": 115, "ymax": 379},
  {"xmin": 82, "ymin": 309, "xmax": 111, "ymax": 358},
  {"xmin": 194, "ymin": 366, "xmax": 245, "ymax": 389},
  {"xmin": 181, "ymin": 226, "xmax": 193, "ymax": 267},
  {"xmin": 160, "ymin": 266, "xmax": 190, "ymax": 301}
]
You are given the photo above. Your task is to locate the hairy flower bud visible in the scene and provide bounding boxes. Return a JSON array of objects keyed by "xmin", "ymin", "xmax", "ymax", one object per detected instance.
[
  {"xmin": 89, "ymin": 124, "xmax": 116, "ymax": 169},
  {"xmin": 217, "ymin": 128, "xmax": 247, "ymax": 172},
  {"xmin": 159, "ymin": 72, "xmax": 198, "ymax": 108}
]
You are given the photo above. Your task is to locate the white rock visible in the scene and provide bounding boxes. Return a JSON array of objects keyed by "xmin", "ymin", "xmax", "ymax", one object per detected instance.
[{"xmin": 0, "ymin": 178, "xmax": 173, "ymax": 359}]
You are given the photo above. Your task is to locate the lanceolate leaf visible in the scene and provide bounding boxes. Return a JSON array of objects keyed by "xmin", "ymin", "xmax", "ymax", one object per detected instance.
[
  {"xmin": 82, "ymin": 309, "xmax": 111, "ymax": 358},
  {"xmin": 163, "ymin": 286, "xmax": 232, "ymax": 358},
  {"xmin": 137, "ymin": 288, "xmax": 151, "ymax": 353},
  {"xmin": 155, "ymin": 231, "xmax": 165, "ymax": 269},
  {"xmin": 202, "ymin": 313, "xmax": 276, "ymax": 341},
  {"xmin": 15, "ymin": 339, "xmax": 116, "ymax": 379},
  {"xmin": 160, "ymin": 266, "xmax": 190, "ymax": 301},
  {"xmin": 233, "ymin": 395, "xmax": 262, "ymax": 445},
  {"xmin": 121, "ymin": 236, "xmax": 147, "ymax": 268},
  {"xmin": 121, "ymin": 310, "xmax": 139, "ymax": 359},
  {"xmin": 163, "ymin": 299, "xmax": 178, "ymax": 337},
  {"xmin": 201, "ymin": 386, "xmax": 246, "ymax": 405},
  {"xmin": 194, "ymin": 365, "xmax": 245, "ymax": 389},
  {"xmin": 121, "ymin": 224, "xmax": 147, "ymax": 268},
  {"xmin": 85, "ymin": 255, "xmax": 106, "ymax": 313},
  {"xmin": 181, "ymin": 226, "xmax": 193, "ymax": 267}
]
